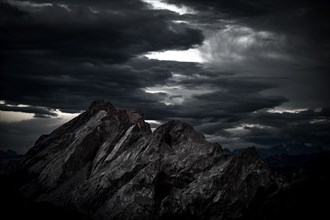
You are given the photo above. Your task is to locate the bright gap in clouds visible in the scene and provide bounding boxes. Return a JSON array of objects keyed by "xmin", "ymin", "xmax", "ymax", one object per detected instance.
[
  {"xmin": 144, "ymin": 80, "xmax": 216, "ymax": 105},
  {"xmin": 145, "ymin": 120, "xmax": 162, "ymax": 125},
  {"xmin": 142, "ymin": 0, "xmax": 195, "ymax": 15},
  {"xmin": 266, "ymin": 107, "xmax": 309, "ymax": 114},
  {"xmin": 0, "ymin": 102, "xmax": 80, "ymax": 123},
  {"xmin": 54, "ymin": 110, "xmax": 80, "ymax": 120},
  {"xmin": 141, "ymin": 0, "xmax": 203, "ymax": 63},
  {"xmin": 145, "ymin": 48, "xmax": 206, "ymax": 63},
  {"xmin": 145, "ymin": 23, "xmax": 289, "ymax": 64},
  {"xmin": 0, "ymin": 110, "xmax": 79, "ymax": 123},
  {"xmin": 8, "ymin": 0, "xmax": 52, "ymax": 8},
  {"xmin": 145, "ymin": 120, "xmax": 163, "ymax": 131}
]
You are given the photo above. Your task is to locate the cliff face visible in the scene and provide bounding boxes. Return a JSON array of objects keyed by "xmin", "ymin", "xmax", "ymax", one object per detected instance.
[{"xmin": 19, "ymin": 100, "xmax": 271, "ymax": 220}]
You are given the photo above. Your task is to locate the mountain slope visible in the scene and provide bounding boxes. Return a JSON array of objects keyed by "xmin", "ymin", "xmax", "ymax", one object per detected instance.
[{"xmin": 17, "ymin": 100, "xmax": 271, "ymax": 219}]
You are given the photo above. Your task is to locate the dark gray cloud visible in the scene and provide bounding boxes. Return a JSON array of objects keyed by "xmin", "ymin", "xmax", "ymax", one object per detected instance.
[
  {"xmin": 0, "ymin": 0, "xmax": 202, "ymax": 112},
  {"xmin": 1, "ymin": 58, "xmax": 172, "ymax": 112},
  {"xmin": 171, "ymin": 0, "xmax": 330, "ymax": 58},
  {"xmin": 0, "ymin": 0, "xmax": 329, "ymax": 152},
  {"xmin": 1, "ymin": 0, "xmax": 203, "ymax": 63},
  {"xmin": 174, "ymin": 0, "xmax": 330, "ymax": 110},
  {"xmin": 239, "ymin": 108, "xmax": 330, "ymax": 146},
  {"xmin": 0, "ymin": 103, "xmax": 57, "ymax": 118}
]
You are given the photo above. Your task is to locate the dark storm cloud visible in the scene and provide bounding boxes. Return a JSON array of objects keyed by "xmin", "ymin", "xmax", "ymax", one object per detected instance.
[
  {"xmin": 1, "ymin": 58, "xmax": 172, "ymax": 112},
  {"xmin": 169, "ymin": 0, "xmax": 329, "ymax": 21},
  {"xmin": 173, "ymin": 0, "xmax": 330, "ymax": 111},
  {"xmin": 120, "ymin": 59, "xmax": 329, "ymax": 149},
  {"xmin": 1, "ymin": 56, "xmax": 329, "ymax": 151},
  {"xmin": 190, "ymin": 108, "xmax": 330, "ymax": 149},
  {"xmin": 118, "ymin": 60, "xmax": 289, "ymax": 128},
  {"xmin": 0, "ymin": 0, "xmax": 25, "ymax": 17},
  {"xmin": 1, "ymin": 0, "xmax": 329, "ymax": 152},
  {"xmin": 0, "ymin": 0, "xmax": 203, "ymax": 111},
  {"xmin": 239, "ymin": 108, "xmax": 330, "ymax": 146},
  {"xmin": 169, "ymin": 0, "xmax": 268, "ymax": 16},
  {"xmin": 0, "ymin": 103, "xmax": 57, "ymax": 117},
  {"xmin": 159, "ymin": 76, "xmax": 286, "ymax": 121},
  {"xmin": 1, "ymin": 0, "xmax": 203, "ymax": 64},
  {"xmin": 171, "ymin": 0, "xmax": 330, "ymax": 55}
]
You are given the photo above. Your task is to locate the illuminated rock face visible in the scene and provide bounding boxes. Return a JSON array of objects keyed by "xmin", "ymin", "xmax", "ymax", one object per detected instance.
[{"xmin": 20, "ymin": 100, "xmax": 271, "ymax": 220}]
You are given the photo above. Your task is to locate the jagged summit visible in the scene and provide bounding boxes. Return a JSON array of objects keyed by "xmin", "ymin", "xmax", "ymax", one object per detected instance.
[
  {"xmin": 87, "ymin": 100, "xmax": 149, "ymax": 131},
  {"xmin": 17, "ymin": 100, "xmax": 271, "ymax": 220},
  {"xmin": 87, "ymin": 99, "xmax": 116, "ymax": 114}
]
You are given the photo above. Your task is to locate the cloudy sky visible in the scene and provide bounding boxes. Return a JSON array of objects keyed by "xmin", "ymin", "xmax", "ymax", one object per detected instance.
[{"xmin": 1, "ymin": 0, "xmax": 329, "ymax": 153}]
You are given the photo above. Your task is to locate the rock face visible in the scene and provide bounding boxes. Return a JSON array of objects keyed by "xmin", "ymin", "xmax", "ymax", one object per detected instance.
[{"xmin": 19, "ymin": 100, "xmax": 271, "ymax": 220}]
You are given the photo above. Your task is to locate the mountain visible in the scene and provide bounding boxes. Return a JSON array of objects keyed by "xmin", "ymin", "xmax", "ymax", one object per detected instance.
[
  {"xmin": 4, "ymin": 100, "xmax": 271, "ymax": 220},
  {"xmin": 257, "ymin": 142, "xmax": 325, "ymax": 159},
  {"xmin": 0, "ymin": 150, "xmax": 18, "ymax": 159},
  {"xmin": 0, "ymin": 150, "xmax": 20, "ymax": 174}
]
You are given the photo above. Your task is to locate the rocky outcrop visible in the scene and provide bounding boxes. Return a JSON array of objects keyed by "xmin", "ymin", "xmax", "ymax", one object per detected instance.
[{"xmin": 18, "ymin": 100, "xmax": 271, "ymax": 220}]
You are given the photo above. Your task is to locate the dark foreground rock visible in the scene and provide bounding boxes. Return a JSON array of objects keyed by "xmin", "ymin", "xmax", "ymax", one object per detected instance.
[
  {"xmin": 2, "ymin": 100, "xmax": 272, "ymax": 220},
  {"xmin": 240, "ymin": 153, "xmax": 330, "ymax": 220}
]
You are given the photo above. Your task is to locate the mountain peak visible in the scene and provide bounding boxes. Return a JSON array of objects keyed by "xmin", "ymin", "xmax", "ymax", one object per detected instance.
[
  {"xmin": 88, "ymin": 99, "xmax": 115, "ymax": 114},
  {"xmin": 85, "ymin": 100, "xmax": 149, "ymax": 132},
  {"xmin": 16, "ymin": 101, "xmax": 270, "ymax": 220}
]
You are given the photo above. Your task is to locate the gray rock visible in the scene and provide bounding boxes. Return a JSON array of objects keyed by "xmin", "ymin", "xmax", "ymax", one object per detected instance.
[{"xmin": 19, "ymin": 100, "xmax": 271, "ymax": 219}]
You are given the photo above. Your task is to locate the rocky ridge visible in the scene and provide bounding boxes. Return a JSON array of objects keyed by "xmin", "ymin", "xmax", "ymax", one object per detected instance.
[{"xmin": 16, "ymin": 100, "xmax": 271, "ymax": 219}]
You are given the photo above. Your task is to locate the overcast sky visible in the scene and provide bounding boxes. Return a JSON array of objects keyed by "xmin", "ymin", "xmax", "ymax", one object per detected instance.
[{"xmin": 1, "ymin": 0, "xmax": 329, "ymax": 153}]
